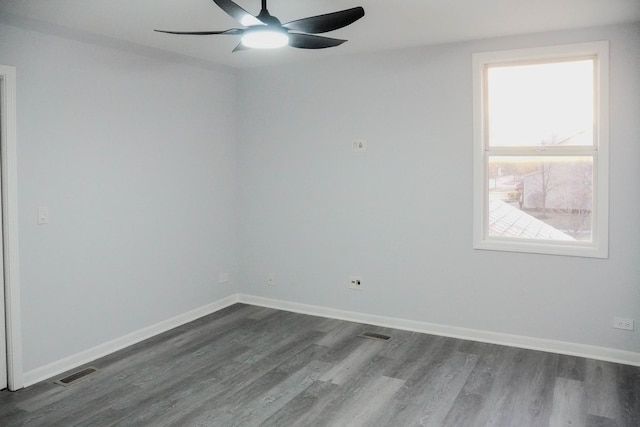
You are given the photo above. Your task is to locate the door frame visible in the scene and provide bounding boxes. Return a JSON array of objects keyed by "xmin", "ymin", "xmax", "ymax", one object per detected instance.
[{"xmin": 0, "ymin": 65, "xmax": 23, "ymax": 391}]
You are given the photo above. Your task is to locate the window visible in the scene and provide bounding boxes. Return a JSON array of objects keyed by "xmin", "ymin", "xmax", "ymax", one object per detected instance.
[{"xmin": 473, "ymin": 42, "xmax": 609, "ymax": 258}]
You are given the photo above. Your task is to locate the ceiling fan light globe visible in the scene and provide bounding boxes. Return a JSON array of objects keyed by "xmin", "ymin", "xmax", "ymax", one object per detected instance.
[{"xmin": 241, "ymin": 28, "xmax": 289, "ymax": 49}]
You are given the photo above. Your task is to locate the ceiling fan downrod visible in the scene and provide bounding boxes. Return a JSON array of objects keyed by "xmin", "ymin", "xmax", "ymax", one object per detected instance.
[{"xmin": 256, "ymin": 0, "xmax": 279, "ymax": 26}]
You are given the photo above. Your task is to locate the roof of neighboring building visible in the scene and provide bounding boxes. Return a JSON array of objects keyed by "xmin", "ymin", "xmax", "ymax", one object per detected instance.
[{"xmin": 488, "ymin": 199, "xmax": 575, "ymax": 241}]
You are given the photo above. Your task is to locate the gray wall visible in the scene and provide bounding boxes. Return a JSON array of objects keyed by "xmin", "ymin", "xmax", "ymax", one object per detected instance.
[
  {"xmin": 0, "ymin": 23, "xmax": 239, "ymax": 372},
  {"xmin": 1, "ymin": 19, "xmax": 638, "ymax": 376},
  {"xmin": 237, "ymin": 23, "xmax": 640, "ymax": 353}
]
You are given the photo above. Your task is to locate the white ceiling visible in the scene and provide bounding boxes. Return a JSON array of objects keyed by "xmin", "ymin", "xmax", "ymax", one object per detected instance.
[{"xmin": 1, "ymin": 0, "xmax": 639, "ymax": 68}]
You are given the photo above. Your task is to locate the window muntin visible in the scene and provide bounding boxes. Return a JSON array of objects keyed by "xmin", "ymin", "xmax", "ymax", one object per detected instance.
[{"xmin": 473, "ymin": 42, "xmax": 609, "ymax": 258}]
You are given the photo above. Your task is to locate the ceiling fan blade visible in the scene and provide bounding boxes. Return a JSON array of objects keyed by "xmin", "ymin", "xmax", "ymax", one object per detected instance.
[
  {"xmin": 232, "ymin": 42, "xmax": 251, "ymax": 52},
  {"xmin": 288, "ymin": 33, "xmax": 347, "ymax": 49},
  {"xmin": 282, "ymin": 7, "xmax": 364, "ymax": 34},
  {"xmin": 154, "ymin": 28, "xmax": 243, "ymax": 35},
  {"xmin": 213, "ymin": 0, "xmax": 264, "ymax": 26}
]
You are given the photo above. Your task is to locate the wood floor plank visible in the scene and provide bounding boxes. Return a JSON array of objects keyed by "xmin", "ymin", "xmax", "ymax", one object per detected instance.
[
  {"xmin": 616, "ymin": 363, "xmax": 640, "ymax": 427},
  {"xmin": 319, "ymin": 338, "xmax": 386, "ymax": 385},
  {"xmin": 556, "ymin": 354, "xmax": 586, "ymax": 381},
  {"xmin": 325, "ymin": 375, "xmax": 405, "ymax": 427},
  {"xmin": 290, "ymin": 354, "xmax": 398, "ymax": 427},
  {"xmin": 145, "ymin": 330, "xmax": 328, "ymax": 425},
  {"xmin": 472, "ymin": 350, "xmax": 558, "ymax": 427},
  {"xmin": 1, "ymin": 303, "xmax": 638, "ymax": 427},
  {"xmin": 549, "ymin": 377, "xmax": 587, "ymax": 427},
  {"xmin": 37, "ymin": 323, "xmax": 255, "ymax": 425},
  {"xmin": 260, "ymin": 380, "xmax": 339, "ymax": 426},
  {"xmin": 585, "ymin": 359, "xmax": 622, "ymax": 420},
  {"xmin": 192, "ymin": 359, "xmax": 333, "ymax": 426},
  {"xmin": 421, "ymin": 351, "xmax": 479, "ymax": 427},
  {"xmin": 468, "ymin": 347, "xmax": 545, "ymax": 426},
  {"xmin": 79, "ymin": 337, "xmax": 252, "ymax": 426},
  {"xmin": 383, "ymin": 333, "xmax": 445, "ymax": 380},
  {"xmin": 373, "ymin": 350, "xmax": 477, "ymax": 427},
  {"xmin": 586, "ymin": 414, "xmax": 621, "ymax": 427},
  {"xmin": 315, "ymin": 320, "xmax": 365, "ymax": 347},
  {"xmin": 439, "ymin": 342, "xmax": 505, "ymax": 427}
]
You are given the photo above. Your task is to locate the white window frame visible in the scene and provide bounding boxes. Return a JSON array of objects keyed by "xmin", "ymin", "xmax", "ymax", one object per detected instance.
[{"xmin": 472, "ymin": 41, "xmax": 609, "ymax": 258}]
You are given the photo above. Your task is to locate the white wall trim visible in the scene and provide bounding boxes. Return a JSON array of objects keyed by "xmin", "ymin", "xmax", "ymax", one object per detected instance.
[
  {"xmin": 22, "ymin": 292, "xmax": 640, "ymax": 388},
  {"xmin": 238, "ymin": 294, "xmax": 640, "ymax": 367},
  {"xmin": 0, "ymin": 64, "xmax": 23, "ymax": 391},
  {"xmin": 22, "ymin": 294, "xmax": 240, "ymax": 387}
]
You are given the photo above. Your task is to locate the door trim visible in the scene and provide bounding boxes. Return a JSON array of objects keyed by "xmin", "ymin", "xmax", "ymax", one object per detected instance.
[{"xmin": 0, "ymin": 65, "xmax": 23, "ymax": 391}]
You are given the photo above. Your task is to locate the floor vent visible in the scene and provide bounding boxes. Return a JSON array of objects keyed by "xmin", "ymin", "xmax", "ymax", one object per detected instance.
[
  {"xmin": 55, "ymin": 367, "xmax": 98, "ymax": 386},
  {"xmin": 358, "ymin": 331, "xmax": 391, "ymax": 341}
]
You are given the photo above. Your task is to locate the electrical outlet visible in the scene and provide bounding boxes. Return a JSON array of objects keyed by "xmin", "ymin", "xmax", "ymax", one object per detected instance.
[
  {"xmin": 218, "ymin": 272, "xmax": 229, "ymax": 284},
  {"xmin": 349, "ymin": 276, "xmax": 362, "ymax": 290},
  {"xmin": 267, "ymin": 274, "xmax": 275, "ymax": 286},
  {"xmin": 613, "ymin": 317, "xmax": 634, "ymax": 331}
]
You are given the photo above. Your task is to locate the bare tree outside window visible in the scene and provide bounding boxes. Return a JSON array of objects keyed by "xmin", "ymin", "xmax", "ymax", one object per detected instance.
[
  {"xmin": 528, "ymin": 160, "xmax": 556, "ymax": 219},
  {"xmin": 489, "ymin": 156, "xmax": 593, "ymax": 241}
]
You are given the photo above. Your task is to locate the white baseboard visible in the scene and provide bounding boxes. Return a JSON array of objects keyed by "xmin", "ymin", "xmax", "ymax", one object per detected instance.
[
  {"xmin": 22, "ymin": 294, "xmax": 240, "ymax": 387},
  {"xmin": 23, "ymin": 292, "xmax": 640, "ymax": 388},
  {"xmin": 238, "ymin": 294, "xmax": 640, "ymax": 367}
]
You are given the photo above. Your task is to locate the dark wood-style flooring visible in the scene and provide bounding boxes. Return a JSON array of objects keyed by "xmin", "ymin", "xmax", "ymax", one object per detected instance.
[{"xmin": 1, "ymin": 303, "xmax": 639, "ymax": 426}]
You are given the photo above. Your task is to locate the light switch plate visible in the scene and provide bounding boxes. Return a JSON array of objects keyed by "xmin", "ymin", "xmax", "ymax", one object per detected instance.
[{"xmin": 37, "ymin": 207, "xmax": 49, "ymax": 225}]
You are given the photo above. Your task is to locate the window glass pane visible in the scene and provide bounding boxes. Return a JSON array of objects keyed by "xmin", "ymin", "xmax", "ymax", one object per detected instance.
[
  {"xmin": 487, "ymin": 156, "xmax": 593, "ymax": 241},
  {"xmin": 487, "ymin": 59, "xmax": 594, "ymax": 147}
]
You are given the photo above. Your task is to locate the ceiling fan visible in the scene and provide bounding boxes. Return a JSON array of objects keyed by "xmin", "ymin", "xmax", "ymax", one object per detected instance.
[{"xmin": 155, "ymin": 0, "xmax": 365, "ymax": 51}]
